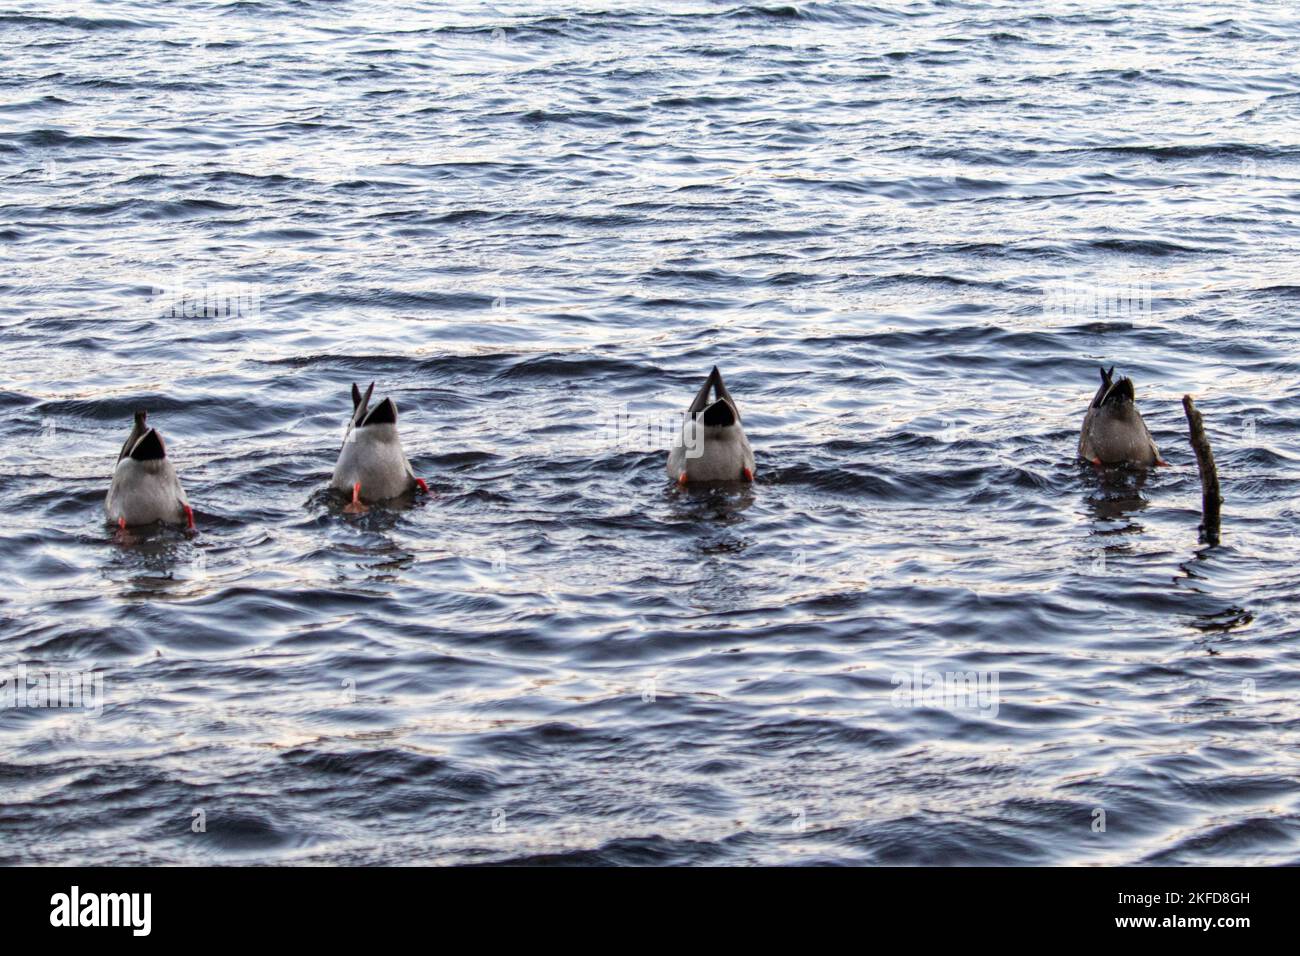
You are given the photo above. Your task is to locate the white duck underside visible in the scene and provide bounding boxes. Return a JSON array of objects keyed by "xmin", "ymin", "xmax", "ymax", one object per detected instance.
[
  {"xmin": 332, "ymin": 424, "xmax": 415, "ymax": 501},
  {"xmin": 105, "ymin": 458, "xmax": 189, "ymax": 525},
  {"xmin": 667, "ymin": 422, "xmax": 755, "ymax": 481}
]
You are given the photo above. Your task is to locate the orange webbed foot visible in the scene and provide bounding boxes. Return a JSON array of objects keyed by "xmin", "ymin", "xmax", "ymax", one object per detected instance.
[{"xmin": 343, "ymin": 482, "xmax": 369, "ymax": 514}]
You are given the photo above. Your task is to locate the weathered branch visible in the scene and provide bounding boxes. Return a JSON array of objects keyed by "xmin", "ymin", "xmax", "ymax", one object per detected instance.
[{"xmin": 1182, "ymin": 395, "xmax": 1222, "ymax": 545}]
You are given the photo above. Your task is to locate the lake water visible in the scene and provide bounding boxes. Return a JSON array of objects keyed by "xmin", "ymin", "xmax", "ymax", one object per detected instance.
[{"xmin": 2, "ymin": 0, "xmax": 1298, "ymax": 865}]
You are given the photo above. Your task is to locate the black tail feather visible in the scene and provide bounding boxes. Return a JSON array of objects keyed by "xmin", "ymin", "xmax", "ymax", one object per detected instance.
[
  {"xmin": 688, "ymin": 366, "xmax": 741, "ymax": 420},
  {"xmin": 1104, "ymin": 377, "xmax": 1136, "ymax": 405},
  {"xmin": 361, "ymin": 397, "xmax": 397, "ymax": 426},
  {"xmin": 350, "ymin": 382, "xmax": 375, "ymax": 427},
  {"xmin": 117, "ymin": 410, "xmax": 148, "ymax": 462},
  {"xmin": 1091, "ymin": 366, "xmax": 1118, "ymax": 408},
  {"xmin": 129, "ymin": 428, "xmax": 166, "ymax": 461},
  {"xmin": 701, "ymin": 399, "xmax": 736, "ymax": 427}
]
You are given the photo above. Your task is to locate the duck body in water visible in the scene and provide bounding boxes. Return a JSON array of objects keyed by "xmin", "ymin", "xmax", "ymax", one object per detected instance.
[
  {"xmin": 105, "ymin": 410, "xmax": 193, "ymax": 529},
  {"xmin": 1078, "ymin": 366, "xmax": 1163, "ymax": 468},
  {"xmin": 331, "ymin": 382, "xmax": 426, "ymax": 513},
  {"xmin": 667, "ymin": 366, "xmax": 755, "ymax": 484}
]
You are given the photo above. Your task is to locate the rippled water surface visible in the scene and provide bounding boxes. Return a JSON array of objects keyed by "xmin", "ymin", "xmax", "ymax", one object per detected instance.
[{"xmin": 3, "ymin": 0, "xmax": 1300, "ymax": 865}]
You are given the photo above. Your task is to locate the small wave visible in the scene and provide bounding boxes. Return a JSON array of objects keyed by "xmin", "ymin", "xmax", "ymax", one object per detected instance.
[
  {"xmin": 0, "ymin": 14, "xmax": 153, "ymax": 31},
  {"xmin": 0, "ymin": 128, "xmax": 141, "ymax": 148}
]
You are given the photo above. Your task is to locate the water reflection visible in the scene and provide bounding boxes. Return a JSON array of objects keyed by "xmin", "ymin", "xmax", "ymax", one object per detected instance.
[
  {"xmin": 666, "ymin": 481, "xmax": 758, "ymax": 524},
  {"xmin": 105, "ymin": 524, "xmax": 206, "ymax": 598},
  {"xmin": 1081, "ymin": 465, "xmax": 1151, "ymax": 531}
]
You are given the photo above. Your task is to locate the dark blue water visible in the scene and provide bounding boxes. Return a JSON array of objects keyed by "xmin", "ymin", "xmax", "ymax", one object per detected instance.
[{"xmin": 2, "ymin": 0, "xmax": 1299, "ymax": 865}]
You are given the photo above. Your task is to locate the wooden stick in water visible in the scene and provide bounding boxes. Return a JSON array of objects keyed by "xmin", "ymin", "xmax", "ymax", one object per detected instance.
[{"xmin": 1182, "ymin": 394, "xmax": 1222, "ymax": 545}]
